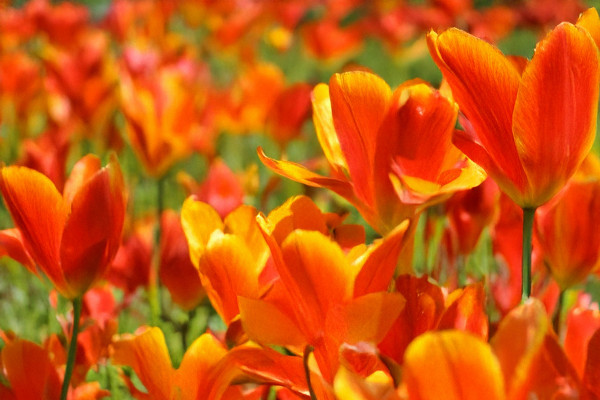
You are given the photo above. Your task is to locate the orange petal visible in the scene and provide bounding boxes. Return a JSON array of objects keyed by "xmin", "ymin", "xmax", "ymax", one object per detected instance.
[
  {"xmin": 262, "ymin": 195, "xmax": 329, "ymax": 246},
  {"xmin": 280, "ymin": 230, "xmax": 353, "ymax": 328},
  {"xmin": 257, "ymin": 147, "xmax": 354, "ymax": 200},
  {"xmin": 0, "ymin": 166, "xmax": 69, "ymax": 293},
  {"xmin": 0, "ymin": 229, "xmax": 35, "ymax": 273},
  {"xmin": 343, "ymin": 292, "xmax": 405, "ymax": 344},
  {"xmin": 111, "ymin": 327, "xmax": 174, "ymax": 399},
  {"xmin": 222, "ymin": 346, "xmax": 310, "ymax": 397},
  {"xmin": 199, "ymin": 231, "xmax": 262, "ymax": 324},
  {"xmin": 388, "ymin": 83, "xmax": 458, "ymax": 182},
  {"xmin": 159, "ymin": 210, "xmax": 205, "ymax": 311},
  {"xmin": 577, "ymin": 7, "xmax": 600, "ymax": 49},
  {"xmin": 180, "ymin": 197, "xmax": 224, "ymax": 268},
  {"xmin": 175, "ymin": 333, "xmax": 228, "ymax": 398},
  {"xmin": 512, "ymin": 22, "xmax": 599, "ymax": 207},
  {"xmin": 437, "ymin": 283, "xmax": 488, "ymax": 340},
  {"xmin": 491, "ymin": 298, "xmax": 579, "ymax": 398},
  {"xmin": 62, "ymin": 154, "xmax": 102, "ymax": 206},
  {"xmin": 582, "ymin": 329, "xmax": 600, "ymax": 398},
  {"xmin": 238, "ymin": 296, "xmax": 305, "ymax": 348},
  {"xmin": 329, "ymin": 71, "xmax": 391, "ymax": 207},
  {"xmin": 403, "ymin": 330, "xmax": 505, "ymax": 400},
  {"xmin": 354, "ymin": 220, "xmax": 410, "ymax": 296},
  {"xmin": 223, "ymin": 204, "xmax": 269, "ymax": 265},
  {"xmin": 378, "ymin": 275, "xmax": 445, "ymax": 364},
  {"xmin": 1, "ymin": 338, "xmax": 62, "ymax": 399},
  {"xmin": 427, "ymin": 29, "xmax": 527, "ymax": 195},
  {"xmin": 60, "ymin": 158, "xmax": 126, "ymax": 298},
  {"xmin": 564, "ymin": 296, "xmax": 600, "ymax": 378},
  {"xmin": 312, "ymin": 82, "xmax": 349, "ymax": 176}
]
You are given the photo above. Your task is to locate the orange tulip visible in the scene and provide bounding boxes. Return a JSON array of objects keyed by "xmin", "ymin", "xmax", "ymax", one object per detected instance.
[
  {"xmin": 111, "ymin": 327, "xmax": 231, "ymax": 400},
  {"xmin": 564, "ymin": 294, "xmax": 600, "ymax": 378},
  {"xmin": 402, "ymin": 299, "xmax": 585, "ymax": 400},
  {"xmin": 0, "ymin": 154, "xmax": 126, "ymax": 299},
  {"xmin": 159, "ymin": 209, "xmax": 206, "ymax": 311},
  {"xmin": 0, "ymin": 335, "xmax": 110, "ymax": 400},
  {"xmin": 403, "ymin": 330, "xmax": 505, "ymax": 400},
  {"xmin": 428, "ymin": 22, "xmax": 599, "ymax": 208},
  {"xmin": 260, "ymin": 71, "xmax": 485, "ymax": 234},
  {"xmin": 177, "ymin": 158, "xmax": 245, "ymax": 219},
  {"xmin": 535, "ymin": 179, "xmax": 600, "ymax": 290},
  {"xmin": 239, "ymin": 202, "xmax": 410, "ymax": 382},
  {"xmin": 181, "ymin": 198, "xmax": 270, "ymax": 325},
  {"xmin": 119, "ymin": 49, "xmax": 205, "ymax": 177},
  {"xmin": 379, "ymin": 275, "xmax": 488, "ymax": 366}
]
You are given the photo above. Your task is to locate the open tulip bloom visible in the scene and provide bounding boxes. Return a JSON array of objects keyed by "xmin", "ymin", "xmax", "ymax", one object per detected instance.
[
  {"xmin": 427, "ymin": 21, "xmax": 600, "ymax": 301},
  {"xmin": 259, "ymin": 70, "xmax": 486, "ymax": 235}
]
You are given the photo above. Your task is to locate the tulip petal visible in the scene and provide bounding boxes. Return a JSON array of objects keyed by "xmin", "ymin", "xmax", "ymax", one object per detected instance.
[
  {"xmin": 329, "ymin": 71, "xmax": 392, "ymax": 206},
  {"xmin": 343, "ymin": 292, "xmax": 406, "ymax": 344},
  {"xmin": 0, "ymin": 229, "xmax": 35, "ymax": 273},
  {"xmin": 427, "ymin": 29, "xmax": 527, "ymax": 194},
  {"xmin": 577, "ymin": 7, "xmax": 600, "ymax": 49},
  {"xmin": 388, "ymin": 83, "xmax": 458, "ymax": 182},
  {"xmin": 1, "ymin": 339, "xmax": 62, "ymax": 400},
  {"xmin": 62, "ymin": 154, "xmax": 102, "ymax": 206},
  {"xmin": 0, "ymin": 166, "xmax": 69, "ymax": 292},
  {"xmin": 257, "ymin": 147, "xmax": 354, "ymax": 200},
  {"xmin": 354, "ymin": 220, "xmax": 410, "ymax": 296},
  {"xmin": 60, "ymin": 160, "xmax": 125, "ymax": 298},
  {"xmin": 312, "ymin": 82, "xmax": 349, "ymax": 176},
  {"xmin": 378, "ymin": 275, "xmax": 445, "ymax": 364},
  {"xmin": 280, "ymin": 230, "xmax": 354, "ymax": 325},
  {"xmin": 437, "ymin": 284, "xmax": 488, "ymax": 340},
  {"xmin": 513, "ymin": 23, "xmax": 599, "ymax": 206},
  {"xmin": 582, "ymin": 329, "xmax": 600, "ymax": 398},
  {"xmin": 199, "ymin": 231, "xmax": 262, "ymax": 324},
  {"xmin": 180, "ymin": 197, "xmax": 224, "ymax": 268},
  {"xmin": 175, "ymin": 333, "xmax": 228, "ymax": 398},
  {"xmin": 403, "ymin": 331, "xmax": 505, "ymax": 400},
  {"xmin": 111, "ymin": 327, "xmax": 174, "ymax": 399},
  {"xmin": 238, "ymin": 296, "xmax": 305, "ymax": 348}
]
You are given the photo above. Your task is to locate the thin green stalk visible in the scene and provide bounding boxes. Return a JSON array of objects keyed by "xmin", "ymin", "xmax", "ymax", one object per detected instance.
[
  {"xmin": 521, "ymin": 207, "xmax": 536, "ymax": 302},
  {"xmin": 303, "ymin": 345, "xmax": 318, "ymax": 400},
  {"xmin": 60, "ymin": 297, "xmax": 83, "ymax": 400},
  {"xmin": 149, "ymin": 176, "xmax": 166, "ymax": 326},
  {"xmin": 553, "ymin": 289, "xmax": 566, "ymax": 335}
]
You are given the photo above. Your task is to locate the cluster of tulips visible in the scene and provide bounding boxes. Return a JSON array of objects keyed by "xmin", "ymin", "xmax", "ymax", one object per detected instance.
[{"xmin": 1, "ymin": 0, "xmax": 600, "ymax": 399}]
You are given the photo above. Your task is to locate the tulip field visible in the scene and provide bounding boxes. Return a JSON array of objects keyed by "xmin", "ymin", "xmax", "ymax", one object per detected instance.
[{"xmin": 2, "ymin": 0, "xmax": 600, "ymax": 398}]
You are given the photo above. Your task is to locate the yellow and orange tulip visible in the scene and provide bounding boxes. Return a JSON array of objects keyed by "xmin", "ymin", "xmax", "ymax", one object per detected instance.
[{"xmin": 260, "ymin": 71, "xmax": 485, "ymax": 234}]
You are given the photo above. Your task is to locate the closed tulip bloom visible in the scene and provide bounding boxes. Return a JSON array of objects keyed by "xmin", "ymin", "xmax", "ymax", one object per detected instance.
[
  {"xmin": 427, "ymin": 22, "xmax": 599, "ymax": 208},
  {"xmin": 535, "ymin": 180, "xmax": 600, "ymax": 290},
  {"xmin": 0, "ymin": 154, "xmax": 126, "ymax": 299}
]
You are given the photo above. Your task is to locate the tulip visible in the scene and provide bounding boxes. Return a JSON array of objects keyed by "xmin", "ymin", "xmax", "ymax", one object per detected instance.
[
  {"xmin": 0, "ymin": 154, "xmax": 125, "ymax": 399},
  {"xmin": 260, "ymin": 71, "xmax": 485, "ymax": 235},
  {"xmin": 428, "ymin": 21, "xmax": 599, "ymax": 301}
]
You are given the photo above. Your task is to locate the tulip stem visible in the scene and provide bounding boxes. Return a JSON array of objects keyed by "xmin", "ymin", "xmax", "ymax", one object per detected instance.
[
  {"xmin": 303, "ymin": 345, "xmax": 318, "ymax": 400},
  {"xmin": 521, "ymin": 207, "xmax": 536, "ymax": 302},
  {"xmin": 553, "ymin": 289, "xmax": 565, "ymax": 335},
  {"xmin": 60, "ymin": 297, "xmax": 82, "ymax": 400},
  {"xmin": 149, "ymin": 176, "xmax": 166, "ymax": 326}
]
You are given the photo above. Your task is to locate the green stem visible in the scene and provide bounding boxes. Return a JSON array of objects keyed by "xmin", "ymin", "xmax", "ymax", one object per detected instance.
[
  {"xmin": 553, "ymin": 289, "xmax": 565, "ymax": 335},
  {"xmin": 521, "ymin": 207, "xmax": 536, "ymax": 303},
  {"xmin": 303, "ymin": 345, "xmax": 318, "ymax": 400},
  {"xmin": 60, "ymin": 297, "xmax": 82, "ymax": 400},
  {"xmin": 149, "ymin": 176, "xmax": 166, "ymax": 326}
]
